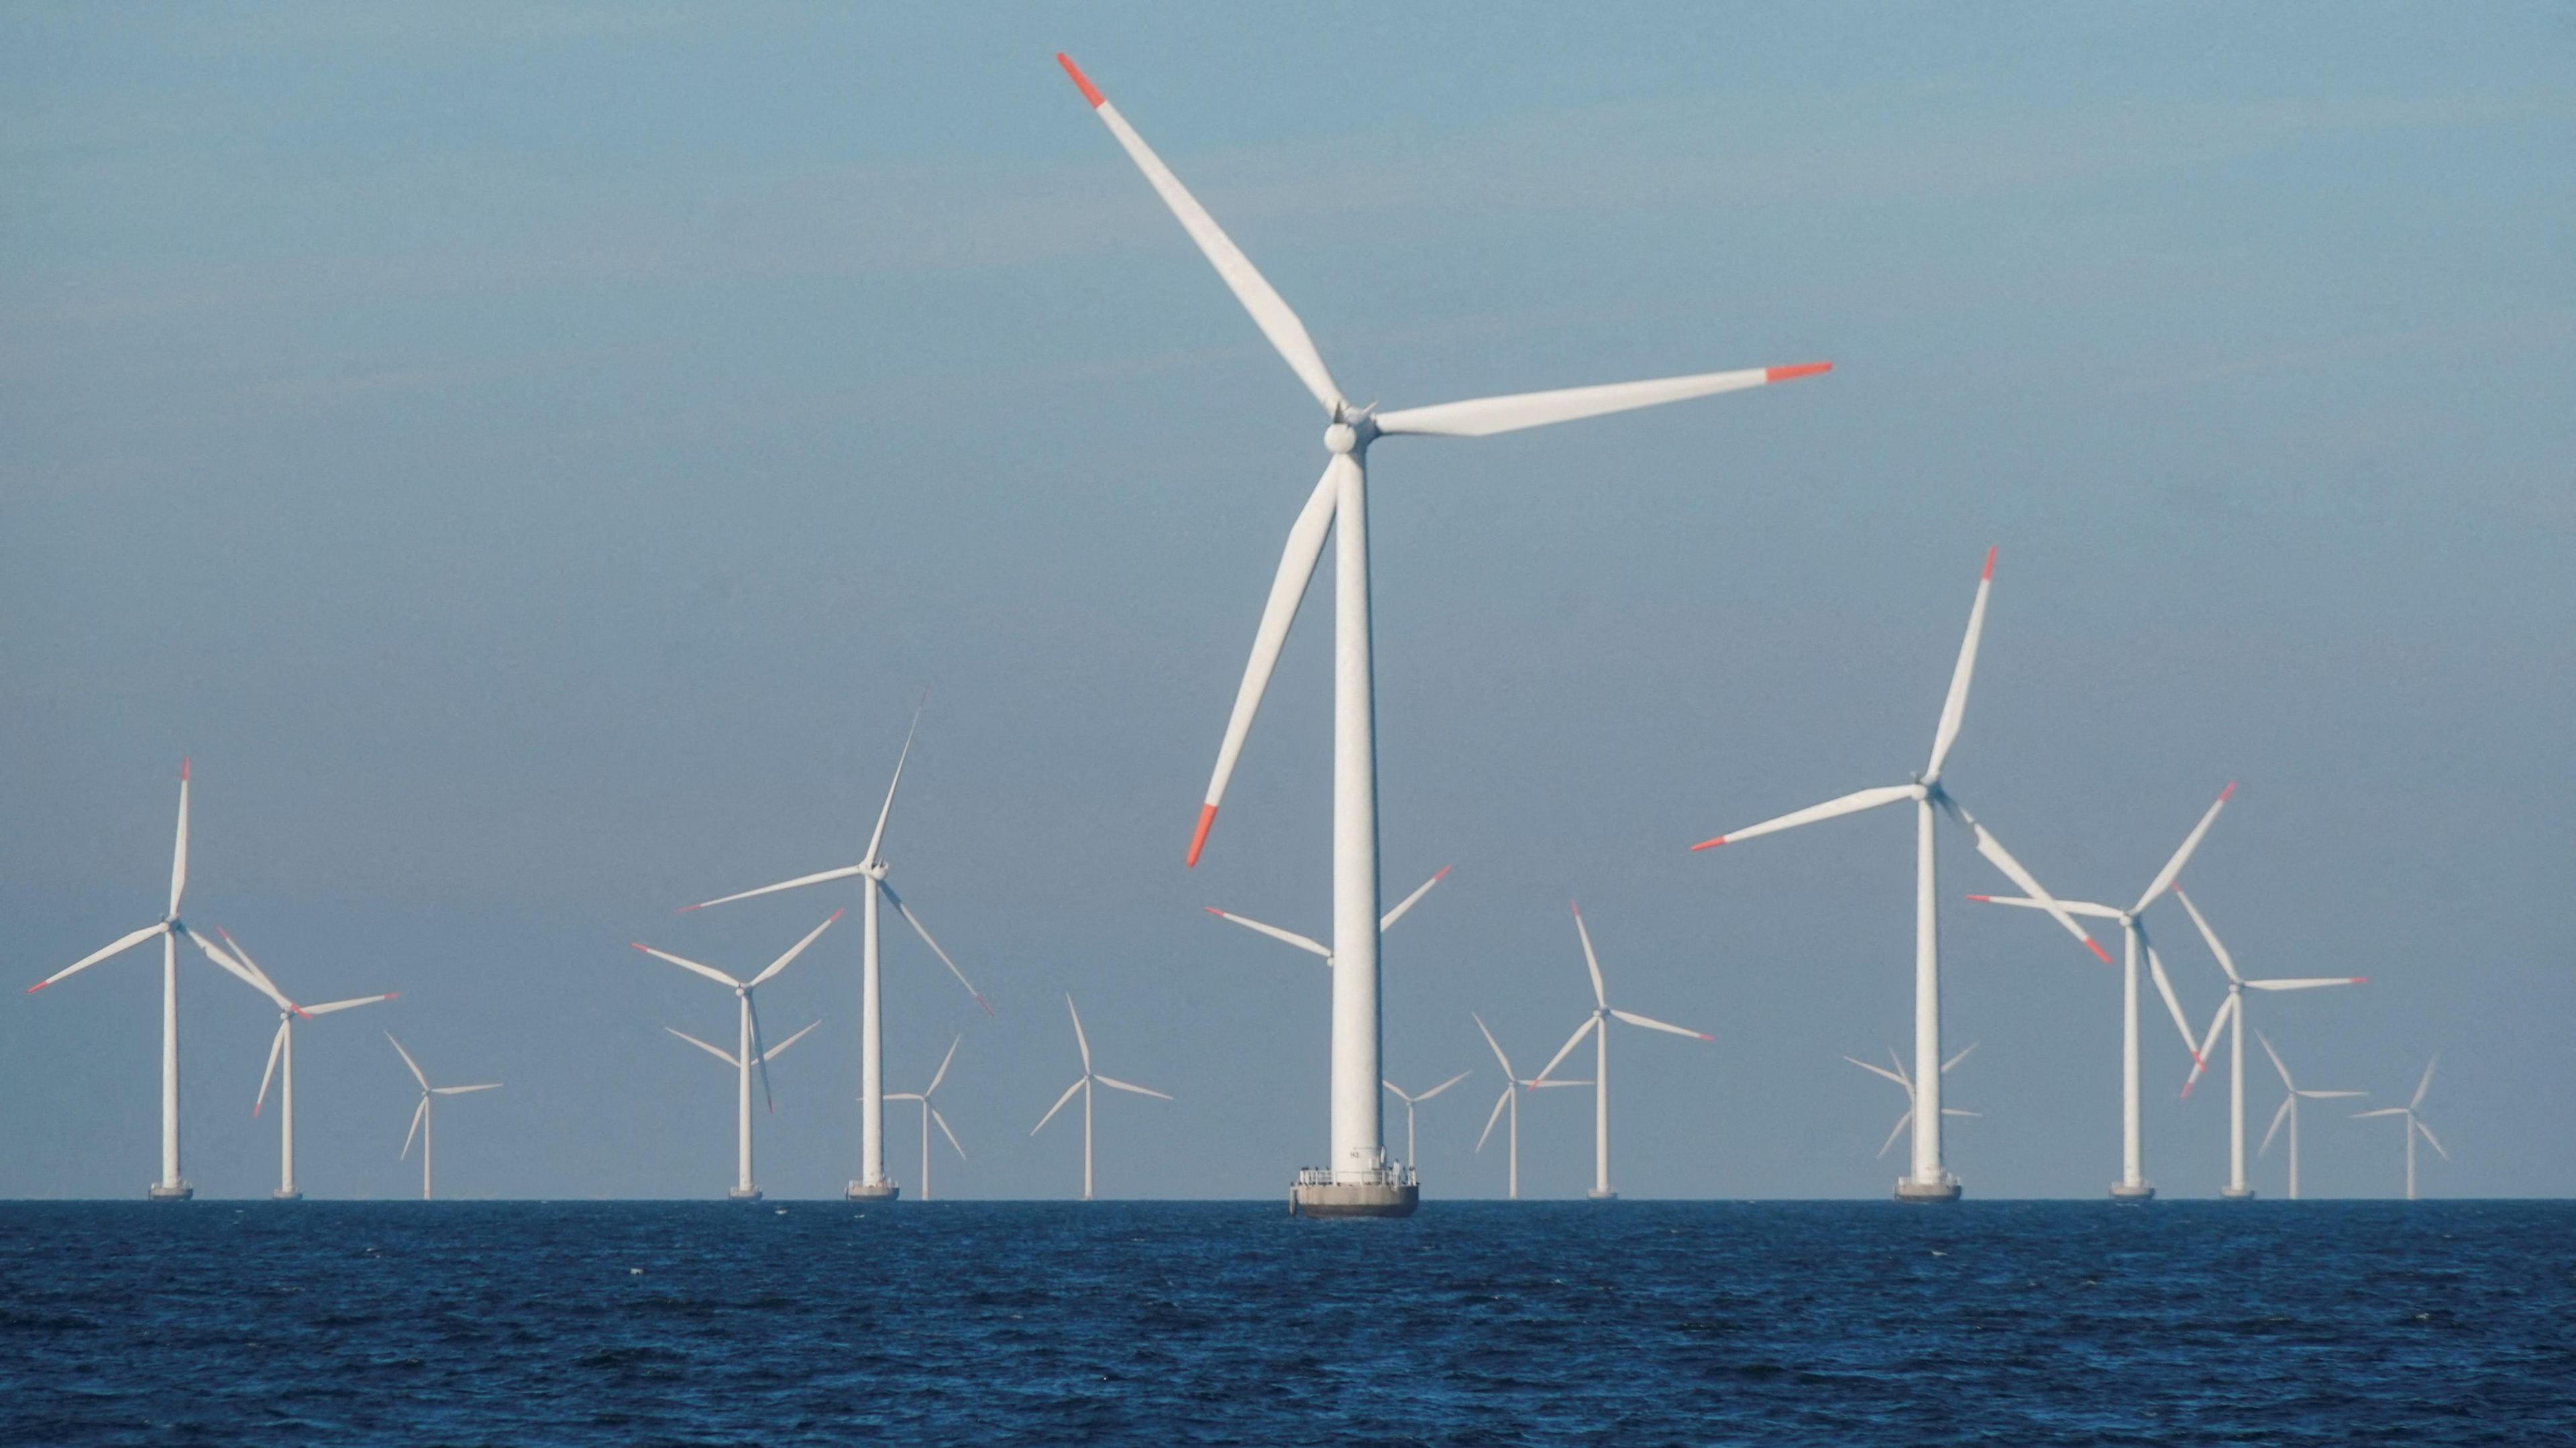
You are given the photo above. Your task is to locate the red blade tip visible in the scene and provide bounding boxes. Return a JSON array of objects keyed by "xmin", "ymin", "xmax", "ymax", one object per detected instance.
[
  {"xmin": 1689, "ymin": 836, "xmax": 1727, "ymax": 851},
  {"xmin": 1185, "ymin": 803, "xmax": 1217, "ymax": 869},
  {"xmin": 1056, "ymin": 54, "xmax": 1105, "ymax": 108},
  {"xmin": 629, "ymin": 942, "xmax": 651, "ymax": 954},
  {"xmin": 1964, "ymin": 894, "xmax": 1993, "ymax": 903},
  {"xmin": 2086, "ymin": 940, "xmax": 2114, "ymax": 966},
  {"xmin": 25, "ymin": 981, "xmax": 47, "ymax": 994},
  {"xmin": 2180, "ymin": 1080, "xmax": 2197, "ymax": 1100},
  {"xmin": 2218, "ymin": 780, "xmax": 2237, "ymax": 801},
  {"xmin": 828, "ymin": 907, "xmax": 847, "ymax": 923},
  {"xmin": 1982, "ymin": 545, "xmax": 1997, "ymax": 581},
  {"xmin": 1432, "ymin": 866, "xmax": 1452, "ymax": 882},
  {"xmin": 1203, "ymin": 907, "xmax": 1224, "ymax": 917},
  {"xmin": 180, "ymin": 757, "xmax": 191, "ymax": 781},
  {"xmin": 1764, "ymin": 361, "xmax": 1832, "ymax": 384},
  {"xmin": 2350, "ymin": 977, "xmax": 2369, "ymax": 985}
]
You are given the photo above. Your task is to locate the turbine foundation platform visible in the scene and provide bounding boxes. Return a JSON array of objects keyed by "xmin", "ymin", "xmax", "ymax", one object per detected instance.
[
  {"xmin": 147, "ymin": 1182, "xmax": 193, "ymax": 1202},
  {"xmin": 1587, "ymin": 1188, "xmax": 1619, "ymax": 1201},
  {"xmin": 729, "ymin": 1188, "xmax": 763, "ymax": 1202},
  {"xmin": 2220, "ymin": 1186, "xmax": 2257, "ymax": 1201},
  {"xmin": 1288, "ymin": 1167, "xmax": 1417, "ymax": 1218},
  {"xmin": 1895, "ymin": 1178, "xmax": 1962, "ymax": 1204},
  {"xmin": 272, "ymin": 1189, "xmax": 303, "ymax": 1201},
  {"xmin": 2109, "ymin": 1181, "xmax": 2157, "ymax": 1201},
  {"xmin": 845, "ymin": 1180, "xmax": 900, "ymax": 1203}
]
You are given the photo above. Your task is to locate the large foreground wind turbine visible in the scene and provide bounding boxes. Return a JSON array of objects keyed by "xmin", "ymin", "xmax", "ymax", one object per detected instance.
[
  {"xmin": 2255, "ymin": 1031, "xmax": 2360, "ymax": 1200},
  {"xmin": 1972, "ymin": 784, "xmax": 2231, "ymax": 1200},
  {"xmin": 888, "ymin": 1036, "xmax": 967, "ymax": 1201},
  {"xmin": 1471, "ymin": 1013, "xmax": 1585, "ymax": 1201},
  {"xmin": 680, "ymin": 704, "xmax": 987, "ymax": 1203},
  {"xmin": 634, "ymin": 911, "xmax": 839, "ymax": 1200},
  {"xmin": 1381, "ymin": 1071, "xmax": 1469, "ymax": 1169},
  {"xmin": 195, "ymin": 927, "xmax": 395, "ymax": 1199},
  {"xmin": 27, "ymin": 759, "xmax": 207, "ymax": 1200},
  {"xmin": 1531, "ymin": 903, "xmax": 1713, "ymax": 1200},
  {"xmin": 1059, "ymin": 53, "xmax": 1829, "ymax": 1217},
  {"xmin": 1689, "ymin": 552, "xmax": 2106, "ymax": 1202},
  {"xmin": 386, "ymin": 1032, "xmax": 500, "ymax": 1201},
  {"xmin": 1031, "ymin": 996, "xmax": 1170, "ymax": 1201},
  {"xmin": 2174, "ymin": 888, "xmax": 2365, "ymax": 1199},
  {"xmin": 2353, "ymin": 1056, "xmax": 2445, "ymax": 1200},
  {"xmin": 1845, "ymin": 1042, "xmax": 1980, "ymax": 1164}
]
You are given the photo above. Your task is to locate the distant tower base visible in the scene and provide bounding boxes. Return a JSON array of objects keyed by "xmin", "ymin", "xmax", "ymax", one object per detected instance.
[
  {"xmin": 845, "ymin": 1180, "xmax": 900, "ymax": 1203},
  {"xmin": 2109, "ymin": 1181, "xmax": 2157, "ymax": 1201},
  {"xmin": 146, "ymin": 1182, "xmax": 193, "ymax": 1202},
  {"xmin": 1586, "ymin": 1188, "xmax": 1619, "ymax": 1202},
  {"xmin": 1289, "ymin": 1166, "xmax": 1418, "ymax": 1218},
  {"xmin": 271, "ymin": 1188, "xmax": 303, "ymax": 1202},
  {"xmin": 2220, "ymin": 1186, "xmax": 2257, "ymax": 1201},
  {"xmin": 728, "ymin": 1187, "xmax": 764, "ymax": 1202},
  {"xmin": 1895, "ymin": 1176, "xmax": 1962, "ymax": 1204}
]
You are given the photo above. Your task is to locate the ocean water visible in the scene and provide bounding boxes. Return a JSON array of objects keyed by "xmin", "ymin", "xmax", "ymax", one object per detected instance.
[{"xmin": 3, "ymin": 1199, "xmax": 2568, "ymax": 1445}]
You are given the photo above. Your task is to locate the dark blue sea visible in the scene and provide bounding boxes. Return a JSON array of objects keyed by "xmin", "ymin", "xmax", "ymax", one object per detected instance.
[{"xmin": 3, "ymin": 1201, "xmax": 2569, "ymax": 1445}]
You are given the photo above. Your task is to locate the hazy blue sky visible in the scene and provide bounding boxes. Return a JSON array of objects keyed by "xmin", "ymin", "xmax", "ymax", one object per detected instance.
[{"xmin": 5, "ymin": 4, "xmax": 2569, "ymax": 1201}]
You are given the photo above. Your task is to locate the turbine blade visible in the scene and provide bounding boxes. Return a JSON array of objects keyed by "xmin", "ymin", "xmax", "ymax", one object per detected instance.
[
  {"xmin": 2415, "ymin": 1119, "xmax": 2448, "ymax": 1160},
  {"xmin": 1609, "ymin": 1009, "xmax": 1713, "ymax": 1042},
  {"xmin": 2184, "ymin": 993, "xmax": 2238, "ymax": 1097},
  {"xmin": 760, "ymin": 1019, "xmax": 821, "ymax": 1064},
  {"xmin": 2257, "ymin": 1029, "xmax": 2294, "ymax": 1091},
  {"xmin": 1205, "ymin": 907, "xmax": 1330, "ymax": 960},
  {"xmin": 1191, "ymin": 461, "xmax": 1337, "ymax": 867},
  {"xmin": 678, "ymin": 864, "xmax": 867, "ymax": 913},
  {"xmin": 932, "ymin": 1105, "xmax": 967, "ymax": 1160},
  {"xmin": 433, "ymin": 1083, "xmax": 500, "ymax": 1095},
  {"xmin": 1879, "ymin": 1108, "xmax": 1913, "ymax": 1159},
  {"xmin": 1383, "ymin": 1080, "xmax": 1411, "ymax": 1103},
  {"xmin": 745, "ymin": 991, "xmax": 776, "ymax": 1112},
  {"xmin": 1941, "ymin": 1041, "xmax": 1980, "ymax": 1074},
  {"xmin": 1532, "ymin": 1016, "xmax": 1597, "ymax": 1084},
  {"xmin": 303, "ymin": 992, "xmax": 397, "ymax": 1015},
  {"xmin": 1379, "ymin": 865, "xmax": 1451, "ymax": 932},
  {"xmin": 1690, "ymin": 783, "xmax": 1916, "ymax": 851},
  {"xmin": 1570, "ymin": 903, "xmax": 1607, "ymax": 1009},
  {"xmin": 1473, "ymin": 1012, "xmax": 1513, "ymax": 1077},
  {"xmin": 2412, "ymin": 1054, "xmax": 2438, "ymax": 1110},
  {"xmin": 1066, "ymin": 995, "xmax": 1091, "ymax": 1072},
  {"xmin": 631, "ymin": 943, "xmax": 743, "ymax": 989},
  {"xmin": 747, "ymin": 907, "xmax": 846, "ymax": 989},
  {"xmin": 209, "ymin": 926, "xmax": 297, "ymax": 1012},
  {"xmin": 1057, "ymin": 54, "xmax": 1344, "ymax": 413},
  {"xmin": 1417, "ymin": 1070, "xmax": 1471, "ymax": 1102},
  {"xmin": 29, "ymin": 922, "xmax": 166, "ymax": 993},
  {"xmin": 1843, "ymin": 1054, "xmax": 1910, "ymax": 1090},
  {"xmin": 2170, "ymin": 887, "xmax": 2241, "ymax": 984},
  {"xmin": 385, "ymin": 1031, "xmax": 429, "ymax": 1091},
  {"xmin": 865, "ymin": 698, "xmax": 924, "ymax": 867},
  {"xmin": 883, "ymin": 883, "xmax": 989, "ymax": 1013},
  {"xmin": 1032, "ymin": 1077, "xmax": 1085, "ymax": 1135},
  {"xmin": 664, "ymin": 1026, "xmax": 739, "ymax": 1068},
  {"xmin": 1924, "ymin": 548, "xmax": 1996, "ymax": 782},
  {"xmin": 2135, "ymin": 783, "xmax": 2235, "ymax": 914},
  {"xmin": 1961, "ymin": 894, "xmax": 2125, "ymax": 921},
  {"xmin": 925, "ymin": 1035, "xmax": 962, "ymax": 1097},
  {"xmin": 2245, "ymin": 977, "xmax": 2369, "ymax": 992},
  {"xmin": 1093, "ymin": 1074, "xmax": 1171, "ymax": 1101},
  {"xmin": 254, "ymin": 1019, "xmax": 286, "ymax": 1116},
  {"xmin": 1940, "ymin": 1107, "xmax": 1982, "ymax": 1118},
  {"xmin": 400, "ymin": 1096, "xmax": 427, "ymax": 1159},
  {"xmin": 2351, "ymin": 1107, "xmax": 2409, "ymax": 1119},
  {"xmin": 2297, "ymin": 1090, "xmax": 2365, "ymax": 1099},
  {"xmin": 187, "ymin": 928, "xmax": 294, "ymax": 1013},
  {"xmin": 1477, "ymin": 1088, "xmax": 1509, "ymax": 1152},
  {"xmin": 2143, "ymin": 940, "xmax": 2205, "ymax": 1069},
  {"xmin": 2259, "ymin": 1095, "xmax": 2292, "ymax": 1156},
  {"xmin": 1938, "ymin": 793, "xmax": 2114, "ymax": 964},
  {"xmin": 1375, "ymin": 362, "xmax": 1830, "ymax": 439},
  {"xmin": 168, "ymin": 757, "xmax": 190, "ymax": 917}
]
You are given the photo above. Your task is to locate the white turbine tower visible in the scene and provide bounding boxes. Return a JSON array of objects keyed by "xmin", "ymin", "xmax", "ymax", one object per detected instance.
[
  {"xmin": 1971, "ymin": 783, "xmax": 2233, "ymax": 1200},
  {"xmin": 193, "ymin": 927, "xmax": 395, "ymax": 1200},
  {"xmin": 2255, "ymin": 1031, "xmax": 2361, "ymax": 1200},
  {"xmin": 1031, "ymin": 996, "xmax": 1170, "ymax": 1201},
  {"xmin": 888, "ymin": 1036, "xmax": 967, "ymax": 1202},
  {"xmin": 25, "ymin": 759, "xmax": 208, "ymax": 1200},
  {"xmin": 2354, "ymin": 1056, "xmax": 2445, "ymax": 1201},
  {"xmin": 1845, "ymin": 1042, "xmax": 1982, "ymax": 1163},
  {"xmin": 1381, "ymin": 1072, "xmax": 1470, "ymax": 1170},
  {"xmin": 2173, "ymin": 887, "xmax": 2366, "ymax": 1200},
  {"xmin": 386, "ymin": 1032, "xmax": 500, "ymax": 1201},
  {"xmin": 1688, "ymin": 551, "xmax": 2108, "ymax": 1203},
  {"xmin": 1529, "ymin": 903, "xmax": 1713, "ymax": 1201},
  {"xmin": 680, "ymin": 703, "xmax": 988, "ymax": 1203},
  {"xmin": 1059, "ymin": 53, "xmax": 1830, "ymax": 1217},
  {"xmin": 633, "ymin": 910, "xmax": 839, "ymax": 1201},
  {"xmin": 1470, "ymin": 1013, "xmax": 1587, "ymax": 1201}
]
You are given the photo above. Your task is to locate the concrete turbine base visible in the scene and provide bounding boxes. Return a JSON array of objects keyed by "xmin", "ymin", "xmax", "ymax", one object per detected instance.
[
  {"xmin": 1586, "ymin": 1189, "xmax": 1619, "ymax": 1201},
  {"xmin": 2220, "ymin": 1186, "xmax": 2258, "ymax": 1201},
  {"xmin": 147, "ymin": 1183, "xmax": 193, "ymax": 1201},
  {"xmin": 2109, "ymin": 1182, "xmax": 2157, "ymax": 1201},
  {"xmin": 272, "ymin": 1189, "xmax": 303, "ymax": 1201},
  {"xmin": 728, "ymin": 1188, "xmax": 763, "ymax": 1202},
  {"xmin": 1895, "ymin": 1178, "xmax": 1963, "ymax": 1204},
  {"xmin": 1289, "ymin": 1180, "xmax": 1419, "ymax": 1218},
  {"xmin": 845, "ymin": 1180, "xmax": 900, "ymax": 1203}
]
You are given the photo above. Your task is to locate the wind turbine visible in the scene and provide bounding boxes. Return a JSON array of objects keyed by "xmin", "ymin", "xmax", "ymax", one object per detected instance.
[
  {"xmin": 1058, "ymin": 53, "xmax": 1830, "ymax": 1217},
  {"xmin": 386, "ymin": 1032, "xmax": 500, "ymax": 1201},
  {"xmin": 1688, "ymin": 551, "xmax": 2107, "ymax": 1203},
  {"xmin": 679, "ymin": 702, "xmax": 988, "ymax": 1203},
  {"xmin": 1470, "ymin": 1013, "xmax": 1587, "ymax": 1201},
  {"xmin": 1381, "ymin": 1071, "xmax": 1469, "ymax": 1170},
  {"xmin": 25, "ymin": 759, "xmax": 210, "ymax": 1200},
  {"xmin": 1845, "ymin": 1042, "xmax": 1981, "ymax": 1163},
  {"xmin": 2255, "ymin": 1030, "xmax": 2361, "ymax": 1200},
  {"xmin": 193, "ymin": 927, "xmax": 395, "ymax": 1200},
  {"xmin": 633, "ymin": 910, "xmax": 839, "ymax": 1201},
  {"xmin": 2353, "ymin": 1056, "xmax": 2445, "ymax": 1200},
  {"xmin": 1031, "ymin": 996, "xmax": 1170, "ymax": 1201},
  {"xmin": 2172, "ymin": 887, "xmax": 2366, "ymax": 1200},
  {"xmin": 1971, "ymin": 783, "xmax": 2233, "ymax": 1200},
  {"xmin": 1529, "ymin": 903, "xmax": 1713, "ymax": 1200},
  {"xmin": 887, "ymin": 1036, "xmax": 967, "ymax": 1201}
]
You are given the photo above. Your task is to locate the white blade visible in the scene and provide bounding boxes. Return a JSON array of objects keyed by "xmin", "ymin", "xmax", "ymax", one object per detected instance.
[
  {"xmin": 28, "ymin": 921, "xmax": 166, "ymax": 993},
  {"xmin": 2352, "ymin": 1107, "xmax": 2409, "ymax": 1119},
  {"xmin": 631, "ymin": 942, "xmax": 743, "ymax": 990},
  {"xmin": 1379, "ymin": 866, "xmax": 1452, "ymax": 932},
  {"xmin": 2184, "ymin": 993, "xmax": 2238, "ymax": 1097},
  {"xmin": 1844, "ymin": 1054, "xmax": 1910, "ymax": 1091},
  {"xmin": 931, "ymin": 1105, "xmax": 967, "ymax": 1161},
  {"xmin": 1964, "ymin": 895, "xmax": 2126, "ymax": 921},
  {"xmin": 1189, "ymin": 461, "xmax": 1337, "ymax": 869},
  {"xmin": 2143, "ymin": 941, "xmax": 2205, "ymax": 1068},
  {"xmin": 1094, "ymin": 1075, "xmax": 1172, "ymax": 1101},
  {"xmin": 924, "ymin": 1035, "xmax": 962, "ymax": 1097},
  {"xmin": 1939, "ymin": 793, "xmax": 2114, "ymax": 964},
  {"xmin": 1525, "ymin": 1078, "xmax": 1591, "ymax": 1089},
  {"xmin": 1415, "ymin": 1070, "xmax": 1471, "ymax": 1103},
  {"xmin": 2169, "ymin": 887, "xmax": 2241, "ymax": 984},
  {"xmin": 386, "ymin": 1031, "xmax": 429, "ymax": 1091},
  {"xmin": 400, "ymin": 1096, "xmax": 427, "ymax": 1159},
  {"xmin": 305, "ymin": 992, "xmax": 396, "ymax": 1015},
  {"xmin": 1924, "ymin": 548, "xmax": 1995, "ymax": 782},
  {"xmin": 665, "ymin": 1026, "xmax": 740, "ymax": 1068},
  {"xmin": 1383, "ymin": 1080, "xmax": 1413, "ymax": 1104},
  {"xmin": 1532, "ymin": 1015, "xmax": 1599, "ymax": 1084},
  {"xmin": 1941, "ymin": 1041, "xmax": 1980, "ymax": 1074},
  {"xmin": 745, "ymin": 990, "xmax": 777, "ymax": 1113},
  {"xmin": 2415, "ymin": 1118, "xmax": 2448, "ymax": 1160},
  {"xmin": 1879, "ymin": 1108, "xmax": 1913, "ymax": 1159},
  {"xmin": 1032, "ymin": 1077, "xmax": 1085, "ymax": 1136},
  {"xmin": 1205, "ymin": 907, "xmax": 1330, "ymax": 960},
  {"xmin": 1941, "ymin": 1108, "xmax": 1982, "ymax": 1118},
  {"xmin": 2246, "ymin": 977, "xmax": 2368, "ymax": 992},
  {"xmin": 1375, "ymin": 361, "xmax": 1831, "ymax": 439},
  {"xmin": 254, "ymin": 1019, "xmax": 288, "ymax": 1117},
  {"xmin": 1059, "ymin": 55, "xmax": 1345, "ymax": 414},
  {"xmin": 678, "ymin": 863, "xmax": 866, "ymax": 914},
  {"xmin": 187, "ymin": 929, "xmax": 295, "ymax": 1014},
  {"xmin": 433, "ymin": 1083, "xmax": 500, "ymax": 1095},
  {"xmin": 2257, "ymin": 1029, "xmax": 2294, "ymax": 1092},
  {"xmin": 2412, "ymin": 1054, "xmax": 2439, "ymax": 1110},
  {"xmin": 761, "ymin": 1019, "xmax": 821, "ymax": 1064},
  {"xmin": 1888, "ymin": 1046, "xmax": 1912, "ymax": 1091},
  {"xmin": 2297, "ymin": 1089, "xmax": 2364, "ymax": 1100},
  {"xmin": 1610, "ymin": 1009, "xmax": 1713, "ymax": 1042},
  {"xmin": 1570, "ymin": 903, "xmax": 1607, "ymax": 1009},
  {"xmin": 2259, "ymin": 1095, "xmax": 2292, "ymax": 1156},
  {"xmin": 747, "ymin": 908, "xmax": 845, "ymax": 989},
  {"xmin": 168, "ymin": 757, "xmax": 190, "ymax": 917},
  {"xmin": 211, "ymin": 926, "xmax": 296, "ymax": 1011},
  {"xmin": 1477, "ymin": 1088, "xmax": 1510, "ymax": 1152},
  {"xmin": 865, "ymin": 698, "xmax": 924, "ymax": 867},
  {"xmin": 2134, "ymin": 783, "xmax": 2235, "ymax": 915},
  {"xmin": 1691, "ymin": 783, "xmax": 1915, "ymax": 852},
  {"xmin": 1066, "ymin": 995, "xmax": 1091, "ymax": 1072},
  {"xmin": 883, "ymin": 882, "xmax": 990, "ymax": 1013},
  {"xmin": 1473, "ymin": 1013, "xmax": 1514, "ymax": 1078}
]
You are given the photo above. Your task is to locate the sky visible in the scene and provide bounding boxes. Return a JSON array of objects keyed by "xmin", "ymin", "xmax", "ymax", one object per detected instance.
[{"xmin": 3, "ymin": 3, "xmax": 2569, "ymax": 1201}]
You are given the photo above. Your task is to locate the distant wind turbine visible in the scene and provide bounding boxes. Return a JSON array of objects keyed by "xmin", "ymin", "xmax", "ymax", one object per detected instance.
[
  {"xmin": 1032, "ymin": 996, "xmax": 1170, "ymax": 1201},
  {"xmin": 1381, "ymin": 1071, "xmax": 1470, "ymax": 1169},
  {"xmin": 633, "ymin": 911, "xmax": 839, "ymax": 1201},
  {"xmin": 193, "ymin": 926, "xmax": 395, "ymax": 1200},
  {"xmin": 2353, "ymin": 1056, "xmax": 2445, "ymax": 1201},
  {"xmin": 1845, "ymin": 1042, "xmax": 1981, "ymax": 1162},
  {"xmin": 1530, "ymin": 903, "xmax": 1713, "ymax": 1200},
  {"xmin": 2256, "ymin": 1031, "xmax": 2361, "ymax": 1200},
  {"xmin": 2173, "ymin": 887, "xmax": 2365, "ymax": 1200},
  {"xmin": 1472, "ymin": 1013, "xmax": 1586, "ymax": 1201},
  {"xmin": 386, "ymin": 1032, "xmax": 500, "ymax": 1201},
  {"xmin": 888, "ymin": 1036, "xmax": 967, "ymax": 1201}
]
